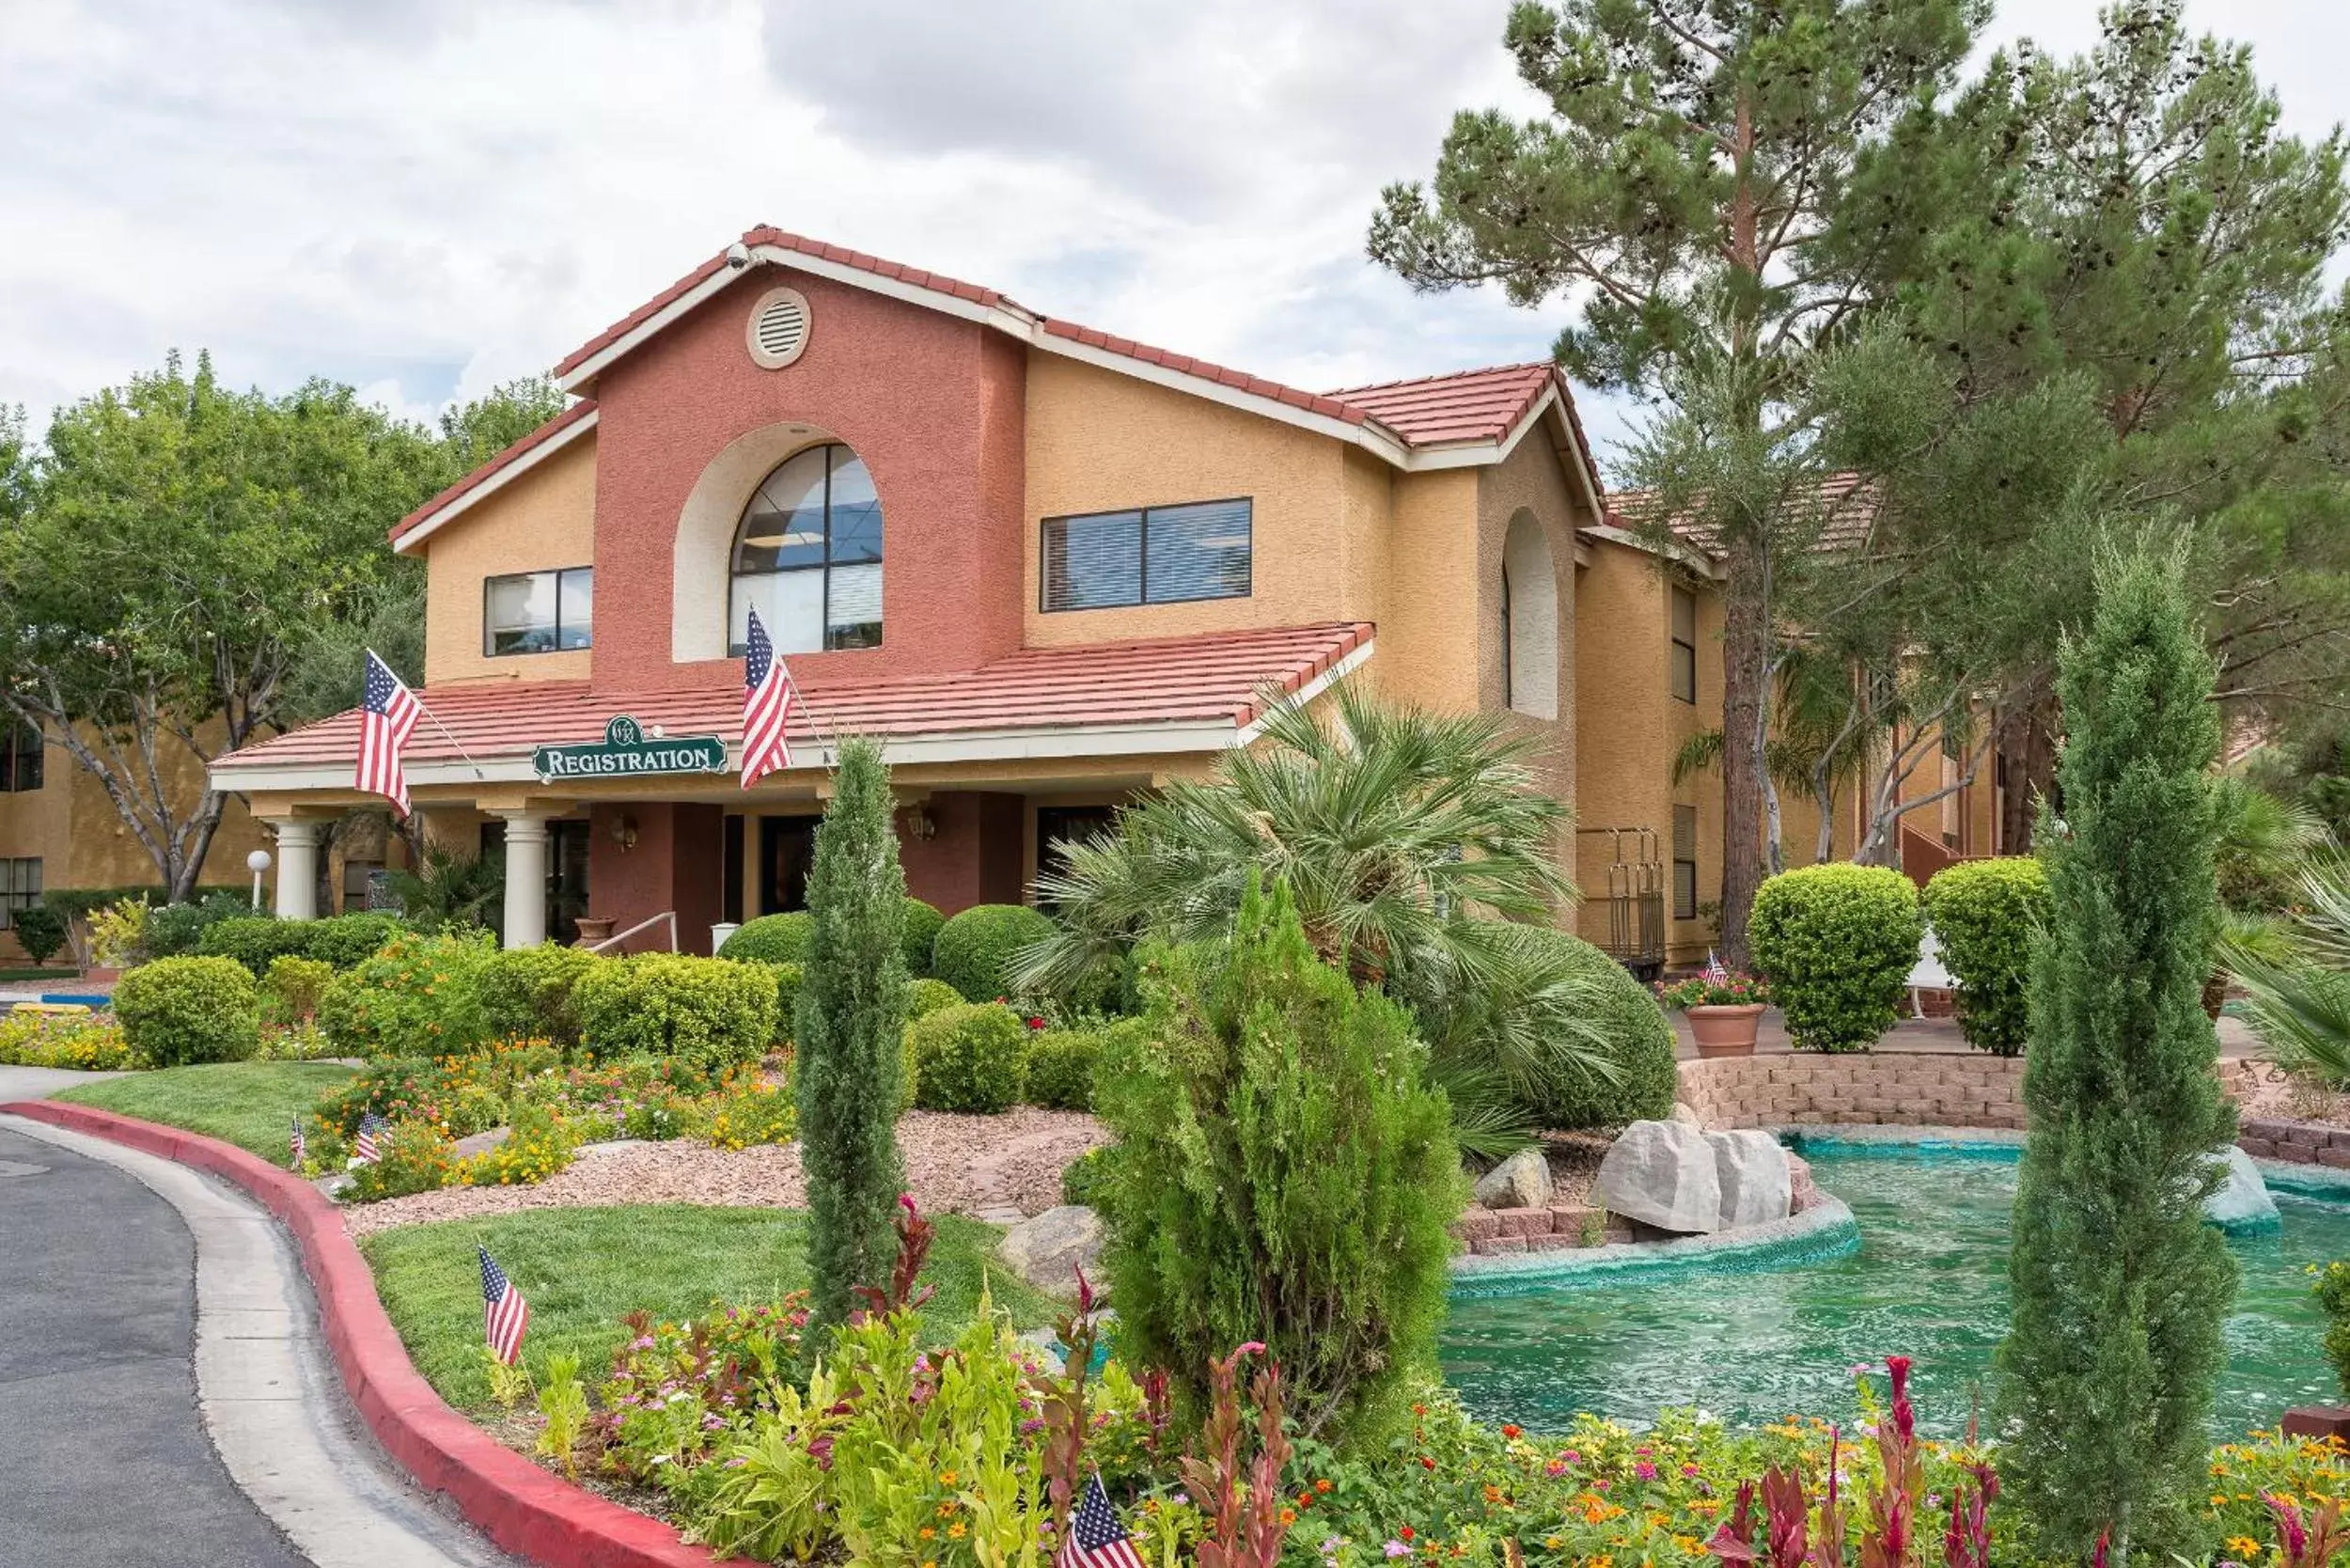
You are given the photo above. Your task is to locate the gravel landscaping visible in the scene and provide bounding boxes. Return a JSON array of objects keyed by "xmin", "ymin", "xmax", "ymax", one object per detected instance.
[{"xmin": 344, "ymin": 1105, "xmax": 1109, "ymax": 1238}]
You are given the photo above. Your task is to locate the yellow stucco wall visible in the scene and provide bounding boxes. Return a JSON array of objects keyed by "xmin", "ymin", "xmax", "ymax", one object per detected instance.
[
  {"xmin": 1021, "ymin": 356, "xmax": 1379, "ymax": 645},
  {"xmin": 422, "ymin": 435, "xmax": 599, "ymax": 687}
]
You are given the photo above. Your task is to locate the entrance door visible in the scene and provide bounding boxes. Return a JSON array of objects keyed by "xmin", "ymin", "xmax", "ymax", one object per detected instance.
[
  {"xmin": 758, "ymin": 816, "xmax": 820, "ymax": 914},
  {"xmin": 549, "ymin": 821, "xmax": 590, "ymax": 943}
]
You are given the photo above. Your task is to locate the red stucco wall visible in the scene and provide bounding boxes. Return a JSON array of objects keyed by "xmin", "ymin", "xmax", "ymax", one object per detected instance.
[
  {"xmin": 901, "ymin": 791, "xmax": 1027, "ymax": 913},
  {"xmin": 588, "ymin": 802, "xmax": 726, "ymax": 955},
  {"xmin": 586, "ymin": 263, "xmax": 1027, "ymax": 693}
]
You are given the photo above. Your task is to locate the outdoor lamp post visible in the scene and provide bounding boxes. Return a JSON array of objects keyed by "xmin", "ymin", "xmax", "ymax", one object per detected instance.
[{"xmin": 246, "ymin": 848, "xmax": 272, "ymax": 912}]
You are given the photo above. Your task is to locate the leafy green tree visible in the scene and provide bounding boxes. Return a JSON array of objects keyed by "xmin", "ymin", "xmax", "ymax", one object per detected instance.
[
  {"xmin": 1371, "ymin": 0, "xmax": 1987, "ymax": 961},
  {"xmin": 1998, "ymin": 541, "xmax": 2235, "ymax": 1561},
  {"xmin": 1093, "ymin": 875, "xmax": 1463, "ymax": 1436},
  {"xmin": 793, "ymin": 736, "xmax": 910, "ymax": 1345},
  {"xmin": 1017, "ymin": 679, "xmax": 1606, "ymax": 1147},
  {"xmin": 0, "ymin": 359, "xmax": 565, "ymax": 898}
]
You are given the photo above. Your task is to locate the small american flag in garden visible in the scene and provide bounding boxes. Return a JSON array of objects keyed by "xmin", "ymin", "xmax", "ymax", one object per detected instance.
[
  {"xmin": 478, "ymin": 1247, "xmax": 530, "ymax": 1366},
  {"xmin": 289, "ymin": 1118, "xmax": 306, "ymax": 1169},
  {"xmin": 1057, "ymin": 1473, "xmax": 1143, "ymax": 1568},
  {"xmin": 352, "ymin": 1111, "xmax": 387, "ymax": 1165},
  {"xmin": 1703, "ymin": 949, "xmax": 1730, "ymax": 984},
  {"xmin": 738, "ymin": 608, "xmax": 797, "ymax": 789},
  {"xmin": 354, "ymin": 649, "xmax": 424, "ymax": 817}
]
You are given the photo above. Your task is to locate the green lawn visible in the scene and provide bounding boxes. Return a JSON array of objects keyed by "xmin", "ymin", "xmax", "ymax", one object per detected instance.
[
  {"xmin": 55, "ymin": 1061, "xmax": 360, "ymax": 1163},
  {"xmin": 362, "ymin": 1205, "xmax": 1057, "ymax": 1409}
]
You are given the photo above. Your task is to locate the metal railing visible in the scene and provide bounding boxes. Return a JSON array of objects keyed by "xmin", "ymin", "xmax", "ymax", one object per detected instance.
[
  {"xmin": 586, "ymin": 911, "xmax": 678, "ymax": 955},
  {"xmin": 1575, "ymin": 826, "xmax": 1667, "ymax": 980}
]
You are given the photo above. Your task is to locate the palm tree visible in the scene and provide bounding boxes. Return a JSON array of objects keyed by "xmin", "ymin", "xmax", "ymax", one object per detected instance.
[
  {"xmin": 2233, "ymin": 854, "xmax": 2350, "ymax": 1081},
  {"xmin": 1015, "ymin": 678, "xmax": 1613, "ymax": 1152},
  {"xmin": 387, "ymin": 839, "xmax": 504, "ymax": 935}
]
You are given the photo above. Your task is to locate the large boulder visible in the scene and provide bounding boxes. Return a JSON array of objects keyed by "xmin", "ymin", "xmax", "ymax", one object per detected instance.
[
  {"xmin": 1707, "ymin": 1129, "xmax": 1793, "ymax": 1230},
  {"xmin": 1591, "ymin": 1119, "xmax": 1722, "ymax": 1234},
  {"xmin": 999, "ymin": 1204, "xmax": 1106, "ymax": 1297},
  {"xmin": 2205, "ymin": 1144, "xmax": 2280, "ymax": 1233},
  {"xmin": 1473, "ymin": 1147, "xmax": 1556, "ymax": 1211}
]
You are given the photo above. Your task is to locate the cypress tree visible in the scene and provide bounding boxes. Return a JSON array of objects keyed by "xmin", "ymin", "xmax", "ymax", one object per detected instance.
[
  {"xmin": 1998, "ymin": 541, "xmax": 2234, "ymax": 1561},
  {"xmin": 793, "ymin": 736, "xmax": 910, "ymax": 1344}
]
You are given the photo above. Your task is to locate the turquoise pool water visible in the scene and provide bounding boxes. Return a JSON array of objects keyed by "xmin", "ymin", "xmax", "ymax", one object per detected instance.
[{"xmin": 1438, "ymin": 1141, "xmax": 2350, "ymax": 1436}]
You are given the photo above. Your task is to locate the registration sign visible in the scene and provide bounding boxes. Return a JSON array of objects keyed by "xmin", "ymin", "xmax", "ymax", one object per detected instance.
[{"xmin": 530, "ymin": 714, "xmax": 728, "ymax": 782}]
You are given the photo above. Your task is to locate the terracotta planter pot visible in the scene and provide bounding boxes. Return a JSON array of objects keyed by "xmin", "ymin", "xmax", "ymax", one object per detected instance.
[
  {"xmin": 1686, "ymin": 1003, "xmax": 1765, "ymax": 1058},
  {"xmin": 571, "ymin": 917, "xmax": 617, "ymax": 950}
]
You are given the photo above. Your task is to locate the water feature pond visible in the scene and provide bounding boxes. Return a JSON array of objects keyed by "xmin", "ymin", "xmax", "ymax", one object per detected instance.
[{"xmin": 1440, "ymin": 1137, "xmax": 2350, "ymax": 1436}]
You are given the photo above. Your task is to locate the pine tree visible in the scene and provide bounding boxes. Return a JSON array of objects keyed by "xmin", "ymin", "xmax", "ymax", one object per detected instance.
[
  {"xmin": 793, "ymin": 736, "xmax": 910, "ymax": 1344},
  {"xmin": 1998, "ymin": 541, "xmax": 2235, "ymax": 1562}
]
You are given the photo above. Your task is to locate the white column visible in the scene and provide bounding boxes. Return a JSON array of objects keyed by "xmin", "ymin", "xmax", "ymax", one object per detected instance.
[
  {"xmin": 272, "ymin": 822, "xmax": 321, "ymax": 921},
  {"xmin": 499, "ymin": 812, "xmax": 551, "ymax": 949}
]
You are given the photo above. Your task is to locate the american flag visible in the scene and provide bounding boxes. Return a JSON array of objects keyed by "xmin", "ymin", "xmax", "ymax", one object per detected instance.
[
  {"xmin": 352, "ymin": 1111, "xmax": 387, "ymax": 1165},
  {"xmin": 355, "ymin": 650, "xmax": 424, "ymax": 817},
  {"xmin": 1703, "ymin": 949, "xmax": 1731, "ymax": 984},
  {"xmin": 738, "ymin": 608, "xmax": 796, "ymax": 790},
  {"xmin": 290, "ymin": 1118, "xmax": 306, "ymax": 1169},
  {"xmin": 1057, "ymin": 1474, "xmax": 1144, "ymax": 1568},
  {"xmin": 478, "ymin": 1247, "xmax": 530, "ymax": 1366}
]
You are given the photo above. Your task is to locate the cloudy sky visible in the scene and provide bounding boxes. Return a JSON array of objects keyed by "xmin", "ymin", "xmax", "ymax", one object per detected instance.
[{"xmin": 3, "ymin": 0, "xmax": 2344, "ymax": 475}]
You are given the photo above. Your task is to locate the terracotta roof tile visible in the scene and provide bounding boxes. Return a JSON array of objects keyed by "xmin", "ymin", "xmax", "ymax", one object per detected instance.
[
  {"xmin": 213, "ymin": 622, "xmax": 1374, "ymax": 775},
  {"xmin": 1323, "ymin": 363, "xmax": 1558, "ymax": 447},
  {"xmin": 1606, "ymin": 473, "xmax": 1879, "ymax": 558},
  {"xmin": 1037, "ymin": 320, "xmax": 1371, "ymax": 428},
  {"xmin": 390, "ymin": 400, "xmax": 595, "ymax": 543}
]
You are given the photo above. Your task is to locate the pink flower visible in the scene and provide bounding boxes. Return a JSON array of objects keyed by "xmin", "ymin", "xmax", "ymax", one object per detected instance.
[
  {"xmin": 1635, "ymin": 1462, "xmax": 1658, "ymax": 1482},
  {"xmin": 1682, "ymin": 1464, "xmax": 1700, "ymax": 1478},
  {"xmin": 1384, "ymin": 1544, "xmax": 1410, "ymax": 1560}
]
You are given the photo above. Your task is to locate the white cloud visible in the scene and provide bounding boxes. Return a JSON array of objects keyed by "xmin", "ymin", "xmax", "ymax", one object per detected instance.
[{"xmin": 0, "ymin": 0, "xmax": 2342, "ymax": 480}]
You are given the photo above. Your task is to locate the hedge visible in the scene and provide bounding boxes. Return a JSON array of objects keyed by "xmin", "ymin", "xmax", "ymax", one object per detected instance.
[
  {"xmin": 478, "ymin": 943, "xmax": 603, "ymax": 1051},
  {"xmin": 142, "ymin": 893, "xmax": 253, "ymax": 960},
  {"xmin": 302, "ymin": 913, "xmax": 406, "ymax": 969},
  {"xmin": 573, "ymin": 953, "xmax": 779, "ymax": 1074},
  {"xmin": 932, "ymin": 903, "xmax": 1055, "ymax": 1003},
  {"xmin": 906, "ymin": 1001, "xmax": 1029, "ymax": 1113},
  {"xmin": 318, "ymin": 931, "xmax": 495, "ymax": 1058},
  {"xmin": 900, "ymin": 898, "xmax": 946, "ymax": 977},
  {"xmin": 114, "ymin": 955, "xmax": 260, "ymax": 1066},
  {"xmin": 1750, "ymin": 863, "xmax": 1925, "ymax": 1053},
  {"xmin": 9, "ymin": 904, "xmax": 66, "ymax": 966},
  {"xmin": 903, "ymin": 976, "xmax": 964, "ymax": 1022},
  {"xmin": 1512, "ymin": 927, "xmax": 1682, "ymax": 1130},
  {"xmin": 1923, "ymin": 856, "xmax": 2051, "ymax": 1058},
  {"xmin": 198, "ymin": 916, "xmax": 314, "ymax": 976},
  {"xmin": 1025, "ymin": 1024, "xmax": 1126, "ymax": 1112},
  {"xmin": 717, "ymin": 912, "xmax": 813, "ymax": 965}
]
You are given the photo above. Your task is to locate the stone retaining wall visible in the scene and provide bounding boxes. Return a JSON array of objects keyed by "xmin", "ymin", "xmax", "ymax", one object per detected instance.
[
  {"xmin": 2239, "ymin": 1117, "xmax": 2350, "ymax": 1168},
  {"xmin": 1678, "ymin": 1052, "xmax": 2264, "ymax": 1133}
]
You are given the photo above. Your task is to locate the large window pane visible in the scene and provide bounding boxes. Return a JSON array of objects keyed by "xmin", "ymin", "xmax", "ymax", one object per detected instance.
[
  {"xmin": 556, "ymin": 568, "xmax": 594, "ymax": 651},
  {"xmin": 735, "ymin": 447, "xmax": 829, "ymax": 572},
  {"xmin": 1145, "ymin": 498, "xmax": 1251, "ymax": 603},
  {"xmin": 1042, "ymin": 511, "xmax": 1143, "ymax": 611},
  {"xmin": 485, "ymin": 572, "xmax": 558, "ymax": 654},
  {"xmin": 826, "ymin": 562, "xmax": 883, "ymax": 649},
  {"xmin": 827, "ymin": 449, "xmax": 883, "ymax": 564},
  {"xmin": 731, "ymin": 570, "xmax": 826, "ymax": 655}
]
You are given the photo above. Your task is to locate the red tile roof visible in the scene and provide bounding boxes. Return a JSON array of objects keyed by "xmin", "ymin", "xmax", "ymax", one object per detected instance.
[
  {"xmin": 390, "ymin": 399, "xmax": 595, "ymax": 543},
  {"xmin": 1606, "ymin": 473, "xmax": 1879, "ymax": 558},
  {"xmin": 552, "ymin": 226, "xmax": 1009, "ymax": 381},
  {"xmin": 213, "ymin": 622, "xmax": 1373, "ymax": 776},
  {"xmin": 1324, "ymin": 363, "xmax": 1557, "ymax": 447}
]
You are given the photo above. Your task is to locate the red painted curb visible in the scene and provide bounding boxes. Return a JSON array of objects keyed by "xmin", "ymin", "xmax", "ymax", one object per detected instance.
[{"xmin": 1, "ymin": 1100, "xmax": 719, "ymax": 1568}]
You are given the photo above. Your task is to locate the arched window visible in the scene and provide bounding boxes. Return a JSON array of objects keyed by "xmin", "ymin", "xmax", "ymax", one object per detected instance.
[
  {"xmin": 1500, "ymin": 510, "xmax": 1558, "ymax": 719},
  {"xmin": 728, "ymin": 444, "xmax": 882, "ymax": 653}
]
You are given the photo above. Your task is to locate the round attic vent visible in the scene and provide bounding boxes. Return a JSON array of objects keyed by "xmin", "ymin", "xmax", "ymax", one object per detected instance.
[{"xmin": 746, "ymin": 287, "xmax": 810, "ymax": 369}]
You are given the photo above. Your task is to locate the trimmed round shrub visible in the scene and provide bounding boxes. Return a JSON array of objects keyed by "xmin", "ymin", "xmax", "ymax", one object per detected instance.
[
  {"xmin": 717, "ymin": 912, "xmax": 813, "ymax": 964},
  {"xmin": 771, "ymin": 961, "xmax": 804, "ymax": 1044},
  {"xmin": 115, "ymin": 955, "xmax": 260, "ymax": 1066},
  {"xmin": 906, "ymin": 1001, "xmax": 1029, "ymax": 1112},
  {"xmin": 1923, "ymin": 855, "xmax": 2051, "ymax": 1058},
  {"xmin": 478, "ymin": 943, "xmax": 603, "ymax": 1051},
  {"xmin": 302, "ymin": 913, "xmax": 405, "ymax": 969},
  {"xmin": 573, "ymin": 953, "xmax": 778, "ymax": 1074},
  {"xmin": 932, "ymin": 903, "xmax": 1055, "ymax": 1002},
  {"xmin": 262, "ymin": 954, "xmax": 335, "ymax": 1026},
  {"xmin": 900, "ymin": 897, "xmax": 946, "ymax": 977},
  {"xmin": 1511, "ymin": 927, "xmax": 1679, "ymax": 1129},
  {"xmin": 198, "ymin": 915, "xmax": 311, "ymax": 977},
  {"xmin": 1025, "ymin": 1026, "xmax": 1105, "ymax": 1111},
  {"xmin": 317, "ymin": 930, "xmax": 494, "ymax": 1058},
  {"xmin": 11, "ymin": 903, "xmax": 66, "ymax": 966},
  {"xmin": 1750, "ymin": 863, "xmax": 1925, "ymax": 1053},
  {"xmin": 902, "ymin": 977, "xmax": 963, "ymax": 1021}
]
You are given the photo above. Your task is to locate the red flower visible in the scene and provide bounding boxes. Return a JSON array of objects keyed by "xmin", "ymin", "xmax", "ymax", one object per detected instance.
[
  {"xmin": 1421, "ymin": 1456, "xmax": 1436, "ymax": 1471},
  {"xmin": 1500, "ymin": 1424, "xmax": 1522, "ymax": 1439},
  {"xmin": 1400, "ymin": 1527, "xmax": 1415, "ymax": 1542}
]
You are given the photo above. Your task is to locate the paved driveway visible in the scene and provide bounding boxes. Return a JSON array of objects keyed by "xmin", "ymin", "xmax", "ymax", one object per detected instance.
[{"xmin": 0, "ymin": 1121, "xmax": 311, "ymax": 1566}]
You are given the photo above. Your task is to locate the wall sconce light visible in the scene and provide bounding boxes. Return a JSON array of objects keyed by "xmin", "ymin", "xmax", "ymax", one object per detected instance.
[
  {"xmin": 901, "ymin": 807, "xmax": 937, "ymax": 841},
  {"xmin": 609, "ymin": 814, "xmax": 639, "ymax": 853}
]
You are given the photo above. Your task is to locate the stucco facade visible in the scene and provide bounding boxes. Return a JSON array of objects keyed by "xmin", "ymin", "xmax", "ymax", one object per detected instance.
[{"xmin": 211, "ymin": 226, "xmax": 1819, "ymax": 969}]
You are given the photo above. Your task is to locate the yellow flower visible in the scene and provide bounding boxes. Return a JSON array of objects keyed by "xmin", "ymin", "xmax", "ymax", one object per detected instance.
[
  {"xmin": 946, "ymin": 1522, "xmax": 965, "ymax": 1541},
  {"xmin": 919, "ymin": 1528, "xmax": 934, "ymax": 1541},
  {"xmin": 2227, "ymin": 1539, "xmax": 2261, "ymax": 1558},
  {"xmin": 940, "ymin": 1470, "xmax": 958, "ymax": 1486}
]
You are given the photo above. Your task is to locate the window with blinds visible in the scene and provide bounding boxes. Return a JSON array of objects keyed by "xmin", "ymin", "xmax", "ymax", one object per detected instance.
[
  {"xmin": 1669, "ymin": 585, "xmax": 1698, "ymax": 703},
  {"xmin": 1042, "ymin": 497, "xmax": 1251, "ymax": 612},
  {"xmin": 1672, "ymin": 804, "xmax": 1699, "ymax": 920}
]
